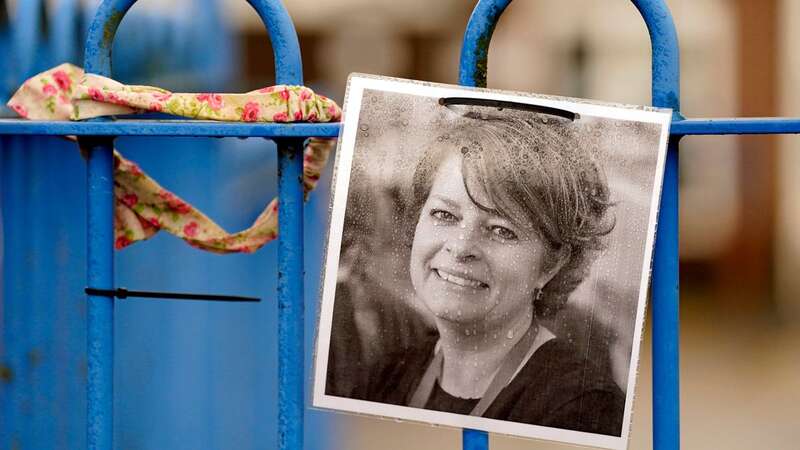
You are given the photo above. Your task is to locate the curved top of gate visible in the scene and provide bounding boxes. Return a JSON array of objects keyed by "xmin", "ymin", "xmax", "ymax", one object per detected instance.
[
  {"xmin": 83, "ymin": 0, "xmax": 302, "ymax": 86},
  {"xmin": 458, "ymin": 0, "xmax": 680, "ymax": 112}
]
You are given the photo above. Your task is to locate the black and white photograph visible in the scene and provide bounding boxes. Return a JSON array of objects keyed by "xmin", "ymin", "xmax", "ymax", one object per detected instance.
[{"xmin": 313, "ymin": 75, "xmax": 671, "ymax": 450}]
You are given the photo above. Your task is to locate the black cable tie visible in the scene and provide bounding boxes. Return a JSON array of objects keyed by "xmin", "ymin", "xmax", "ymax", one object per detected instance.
[
  {"xmin": 439, "ymin": 97, "xmax": 580, "ymax": 121},
  {"xmin": 84, "ymin": 287, "xmax": 259, "ymax": 303}
]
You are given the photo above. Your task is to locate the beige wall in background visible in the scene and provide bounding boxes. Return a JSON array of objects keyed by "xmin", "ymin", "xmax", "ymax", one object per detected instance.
[
  {"xmin": 227, "ymin": 0, "xmax": 465, "ymax": 33},
  {"xmin": 777, "ymin": 0, "xmax": 800, "ymax": 319}
]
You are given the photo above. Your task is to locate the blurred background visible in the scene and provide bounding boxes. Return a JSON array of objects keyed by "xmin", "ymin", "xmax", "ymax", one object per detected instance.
[{"xmin": 1, "ymin": 0, "xmax": 798, "ymax": 449}]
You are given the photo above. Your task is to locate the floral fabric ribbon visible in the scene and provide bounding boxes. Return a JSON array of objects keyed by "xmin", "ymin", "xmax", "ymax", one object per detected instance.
[{"xmin": 7, "ymin": 63, "xmax": 340, "ymax": 253}]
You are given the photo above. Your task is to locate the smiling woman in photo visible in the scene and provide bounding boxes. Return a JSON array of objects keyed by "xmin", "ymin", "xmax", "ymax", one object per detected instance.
[
  {"xmin": 316, "ymin": 80, "xmax": 671, "ymax": 447},
  {"xmin": 358, "ymin": 106, "xmax": 626, "ymax": 436}
]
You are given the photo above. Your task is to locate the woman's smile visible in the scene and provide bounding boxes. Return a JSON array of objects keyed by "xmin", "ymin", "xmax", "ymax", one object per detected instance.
[{"xmin": 432, "ymin": 267, "xmax": 489, "ymax": 290}]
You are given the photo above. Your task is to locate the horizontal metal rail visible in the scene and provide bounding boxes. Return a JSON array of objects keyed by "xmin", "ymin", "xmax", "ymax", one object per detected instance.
[
  {"xmin": 4, "ymin": 117, "xmax": 800, "ymax": 138},
  {"xmin": 671, "ymin": 117, "xmax": 800, "ymax": 135},
  {"xmin": 0, "ymin": 119, "xmax": 340, "ymax": 137}
]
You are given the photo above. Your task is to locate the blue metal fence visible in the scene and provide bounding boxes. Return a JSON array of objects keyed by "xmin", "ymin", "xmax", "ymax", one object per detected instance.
[
  {"xmin": 1, "ymin": 1, "xmax": 331, "ymax": 449},
  {"xmin": 82, "ymin": 1, "xmax": 310, "ymax": 449},
  {"xmin": 1, "ymin": 0, "xmax": 799, "ymax": 449}
]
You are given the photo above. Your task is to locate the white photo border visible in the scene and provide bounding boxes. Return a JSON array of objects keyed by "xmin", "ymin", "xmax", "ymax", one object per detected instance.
[{"xmin": 312, "ymin": 74, "xmax": 672, "ymax": 450}]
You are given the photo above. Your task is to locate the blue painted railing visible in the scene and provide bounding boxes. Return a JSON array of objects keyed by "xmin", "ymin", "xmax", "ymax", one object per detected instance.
[
  {"xmin": 1, "ymin": 0, "xmax": 798, "ymax": 449},
  {"xmin": 77, "ymin": 1, "xmax": 307, "ymax": 449}
]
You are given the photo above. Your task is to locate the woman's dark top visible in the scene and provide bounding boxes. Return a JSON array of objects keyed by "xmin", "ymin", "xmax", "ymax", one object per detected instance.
[
  {"xmin": 357, "ymin": 334, "xmax": 625, "ymax": 437},
  {"xmin": 427, "ymin": 381, "xmax": 480, "ymax": 415}
]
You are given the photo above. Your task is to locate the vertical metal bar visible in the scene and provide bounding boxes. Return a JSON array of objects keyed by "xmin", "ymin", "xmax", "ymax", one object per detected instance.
[
  {"xmin": 277, "ymin": 138, "xmax": 305, "ymax": 450},
  {"xmin": 18, "ymin": 147, "xmax": 33, "ymax": 448},
  {"xmin": 85, "ymin": 140, "xmax": 115, "ymax": 450},
  {"xmin": 457, "ymin": 2, "xmax": 512, "ymax": 447},
  {"xmin": 30, "ymin": 139, "xmax": 55, "ymax": 448},
  {"xmin": 630, "ymin": 2, "xmax": 681, "ymax": 449},
  {"xmin": 457, "ymin": 0, "xmax": 512, "ymax": 88},
  {"xmin": 631, "ymin": 0, "xmax": 681, "ymax": 112},
  {"xmin": 1, "ymin": 138, "xmax": 28, "ymax": 450},
  {"xmin": 462, "ymin": 428, "xmax": 488, "ymax": 450},
  {"xmin": 651, "ymin": 139, "xmax": 679, "ymax": 450},
  {"xmin": 246, "ymin": 0, "xmax": 303, "ymax": 85}
]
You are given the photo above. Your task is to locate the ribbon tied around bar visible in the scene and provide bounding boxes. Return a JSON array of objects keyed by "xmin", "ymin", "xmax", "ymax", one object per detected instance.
[{"xmin": 7, "ymin": 63, "xmax": 341, "ymax": 253}]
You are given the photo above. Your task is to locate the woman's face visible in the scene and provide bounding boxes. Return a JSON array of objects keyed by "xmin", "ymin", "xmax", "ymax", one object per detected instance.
[{"xmin": 409, "ymin": 153, "xmax": 551, "ymax": 328}]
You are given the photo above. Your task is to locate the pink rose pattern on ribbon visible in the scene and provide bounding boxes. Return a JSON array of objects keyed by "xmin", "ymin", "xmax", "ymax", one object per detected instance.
[
  {"xmin": 8, "ymin": 63, "xmax": 341, "ymax": 123},
  {"xmin": 8, "ymin": 63, "xmax": 340, "ymax": 254},
  {"xmin": 241, "ymin": 101, "xmax": 261, "ymax": 122},
  {"xmin": 196, "ymin": 93, "xmax": 224, "ymax": 110}
]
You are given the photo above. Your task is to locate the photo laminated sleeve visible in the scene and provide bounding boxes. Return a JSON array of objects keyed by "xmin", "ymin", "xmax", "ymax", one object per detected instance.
[{"xmin": 312, "ymin": 74, "xmax": 671, "ymax": 450}]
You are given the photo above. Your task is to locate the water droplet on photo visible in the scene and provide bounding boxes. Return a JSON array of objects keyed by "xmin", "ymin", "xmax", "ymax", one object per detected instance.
[{"xmin": 360, "ymin": 124, "xmax": 369, "ymax": 131}]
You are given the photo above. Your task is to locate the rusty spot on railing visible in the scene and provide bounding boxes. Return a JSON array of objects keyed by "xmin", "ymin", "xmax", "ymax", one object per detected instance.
[
  {"xmin": 473, "ymin": 32, "xmax": 491, "ymax": 88},
  {"xmin": 0, "ymin": 363, "xmax": 13, "ymax": 383},
  {"xmin": 102, "ymin": 10, "xmax": 125, "ymax": 48}
]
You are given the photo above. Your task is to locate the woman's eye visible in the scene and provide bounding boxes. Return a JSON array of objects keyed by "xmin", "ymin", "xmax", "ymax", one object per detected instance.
[
  {"xmin": 430, "ymin": 209, "xmax": 457, "ymax": 223},
  {"xmin": 490, "ymin": 225, "xmax": 518, "ymax": 241}
]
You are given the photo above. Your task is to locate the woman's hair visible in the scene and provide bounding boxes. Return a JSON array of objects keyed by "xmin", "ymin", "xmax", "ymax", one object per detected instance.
[{"xmin": 407, "ymin": 109, "xmax": 615, "ymax": 317}]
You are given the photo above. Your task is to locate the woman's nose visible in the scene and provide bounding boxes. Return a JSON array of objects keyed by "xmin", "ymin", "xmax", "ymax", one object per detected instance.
[{"xmin": 444, "ymin": 229, "xmax": 482, "ymax": 261}]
